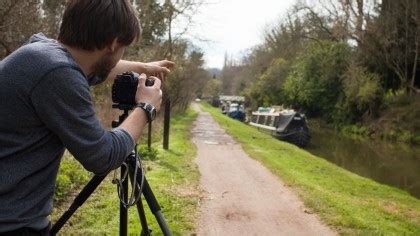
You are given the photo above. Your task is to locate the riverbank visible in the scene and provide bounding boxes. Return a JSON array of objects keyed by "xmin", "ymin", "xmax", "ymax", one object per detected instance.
[
  {"xmin": 337, "ymin": 94, "xmax": 420, "ymax": 144},
  {"xmin": 51, "ymin": 109, "xmax": 200, "ymax": 234},
  {"xmin": 201, "ymin": 102, "xmax": 420, "ymax": 235},
  {"xmin": 308, "ymin": 119, "xmax": 420, "ymax": 198}
]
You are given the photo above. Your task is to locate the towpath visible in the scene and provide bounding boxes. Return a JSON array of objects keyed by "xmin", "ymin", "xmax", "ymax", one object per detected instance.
[{"xmin": 191, "ymin": 103, "xmax": 335, "ymax": 235}]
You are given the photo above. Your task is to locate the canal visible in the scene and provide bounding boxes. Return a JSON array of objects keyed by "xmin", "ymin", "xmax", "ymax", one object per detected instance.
[{"xmin": 307, "ymin": 125, "xmax": 420, "ymax": 198}]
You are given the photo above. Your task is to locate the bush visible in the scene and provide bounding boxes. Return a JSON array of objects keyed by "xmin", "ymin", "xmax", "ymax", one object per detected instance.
[
  {"xmin": 252, "ymin": 58, "xmax": 289, "ymax": 106},
  {"xmin": 340, "ymin": 124, "xmax": 369, "ymax": 138},
  {"xmin": 381, "ymin": 128, "xmax": 417, "ymax": 143},
  {"xmin": 55, "ymin": 152, "xmax": 90, "ymax": 203},
  {"xmin": 282, "ymin": 40, "xmax": 351, "ymax": 118},
  {"xmin": 338, "ymin": 63, "xmax": 384, "ymax": 123},
  {"xmin": 137, "ymin": 145, "xmax": 159, "ymax": 160}
]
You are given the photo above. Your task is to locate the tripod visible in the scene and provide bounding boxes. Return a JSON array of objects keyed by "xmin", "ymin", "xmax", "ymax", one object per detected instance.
[{"xmin": 50, "ymin": 104, "xmax": 171, "ymax": 236}]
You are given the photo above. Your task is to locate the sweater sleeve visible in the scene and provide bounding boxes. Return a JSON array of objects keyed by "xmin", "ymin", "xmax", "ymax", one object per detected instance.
[{"xmin": 31, "ymin": 67, "xmax": 134, "ymax": 175}]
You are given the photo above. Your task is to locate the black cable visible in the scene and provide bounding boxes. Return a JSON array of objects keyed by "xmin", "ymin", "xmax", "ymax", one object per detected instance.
[{"xmin": 112, "ymin": 145, "xmax": 145, "ymax": 208}]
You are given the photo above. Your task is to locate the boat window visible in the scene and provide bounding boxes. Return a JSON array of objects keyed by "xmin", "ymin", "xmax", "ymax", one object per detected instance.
[
  {"xmin": 251, "ymin": 115, "xmax": 258, "ymax": 123},
  {"xmin": 270, "ymin": 116, "xmax": 275, "ymax": 126},
  {"xmin": 274, "ymin": 116, "xmax": 279, "ymax": 127},
  {"xmin": 229, "ymin": 104, "xmax": 239, "ymax": 112},
  {"xmin": 266, "ymin": 116, "xmax": 272, "ymax": 126},
  {"xmin": 258, "ymin": 116, "xmax": 266, "ymax": 125}
]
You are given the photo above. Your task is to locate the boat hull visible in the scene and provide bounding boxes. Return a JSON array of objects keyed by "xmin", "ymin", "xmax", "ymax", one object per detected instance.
[
  {"xmin": 250, "ymin": 109, "xmax": 311, "ymax": 148},
  {"xmin": 273, "ymin": 127, "xmax": 311, "ymax": 148},
  {"xmin": 228, "ymin": 111, "xmax": 245, "ymax": 122}
]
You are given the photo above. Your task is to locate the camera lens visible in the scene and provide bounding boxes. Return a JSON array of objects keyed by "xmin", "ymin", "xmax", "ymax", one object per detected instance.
[{"xmin": 145, "ymin": 79, "xmax": 154, "ymax": 87}]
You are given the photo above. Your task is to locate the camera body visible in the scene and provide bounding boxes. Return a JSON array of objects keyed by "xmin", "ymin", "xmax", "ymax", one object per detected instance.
[{"xmin": 112, "ymin": 71, "xmax": 154, "ymax": 106}]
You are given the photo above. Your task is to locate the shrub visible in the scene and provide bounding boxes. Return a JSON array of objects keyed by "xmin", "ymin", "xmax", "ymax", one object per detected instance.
[
  {"xmin": 55, "ymin": 152, "xmax": 90, "ymax": 203},
  {"xmin": 339, "ymin": 63, "xmax": 384, "ymax": 123},
  {"xmin": 137, "ymin": 145, "xmax": 159, "ymax": 160},
  {"xmin": 283, "ymin": 40, "xmax": 351, "ymax": 118}
]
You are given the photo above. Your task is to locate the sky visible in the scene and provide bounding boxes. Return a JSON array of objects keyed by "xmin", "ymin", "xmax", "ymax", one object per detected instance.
[{"xmin": 175, "ymin": 0, "xmax": 296, "ymax": 69}]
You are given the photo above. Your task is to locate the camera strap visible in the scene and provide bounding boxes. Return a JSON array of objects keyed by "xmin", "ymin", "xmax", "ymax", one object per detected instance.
[{"xmin": 112, "ymin": 144, "xmax": 145, "ymax": 208}]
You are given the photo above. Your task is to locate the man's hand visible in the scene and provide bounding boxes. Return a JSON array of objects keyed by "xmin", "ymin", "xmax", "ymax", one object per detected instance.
[
  {"xmin": 141, "ymin": 60, "xmax": 175, "ymax": 81},
  {"xmin": 136, "ymin": 74, "xmax": 162, "ymax": 111},
  {"xmin": 119, "ymin": 74, "xmax": 162, "ymax": 143}
]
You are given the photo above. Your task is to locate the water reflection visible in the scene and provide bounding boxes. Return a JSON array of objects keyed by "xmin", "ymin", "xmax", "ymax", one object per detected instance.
[{"xmin": 307, "ymin": 127, "xmax": 420, "ymax": 198}]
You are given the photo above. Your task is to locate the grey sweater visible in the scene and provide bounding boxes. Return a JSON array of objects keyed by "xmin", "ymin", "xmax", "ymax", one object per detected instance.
[{"xmin": 0, "ymin": 33, "xmax": 134, "ymax": 232}]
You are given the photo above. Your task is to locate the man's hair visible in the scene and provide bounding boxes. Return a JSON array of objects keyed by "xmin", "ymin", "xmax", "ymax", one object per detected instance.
[{"xmin": 58, "ymin": 0, "xmax": 141, "ymax": 51}]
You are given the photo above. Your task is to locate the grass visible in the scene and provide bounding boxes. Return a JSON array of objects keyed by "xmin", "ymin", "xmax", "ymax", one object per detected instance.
[
  {"xmin": 200, "ymin": 102, "xmax": 420, "ymax": 235},
  {"xmin": 51, "ymin": 108, "xmax": 200, "ymax": 235}
]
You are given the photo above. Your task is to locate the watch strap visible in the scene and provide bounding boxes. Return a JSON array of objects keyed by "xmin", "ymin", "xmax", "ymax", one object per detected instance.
[{"xmin": 136, "ymin": 102, "xmax": 155, "ymax": 122}]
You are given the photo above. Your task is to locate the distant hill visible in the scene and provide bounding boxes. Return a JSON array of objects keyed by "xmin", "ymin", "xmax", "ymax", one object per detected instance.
[{"xmin": 207, "ymin": 68, "xmax": 222, "ymax": 77}]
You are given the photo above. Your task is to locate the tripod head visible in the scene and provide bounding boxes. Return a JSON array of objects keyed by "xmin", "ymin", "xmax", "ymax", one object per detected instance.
[{"xmin": 111, "ymin": 103, "xmax": 134, "ymax": 128}]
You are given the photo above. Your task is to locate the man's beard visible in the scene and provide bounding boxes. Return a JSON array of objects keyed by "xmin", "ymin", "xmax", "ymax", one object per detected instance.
[{"xmin": 91, "ymin": 52, "xmax": 115, "ymax": 80}]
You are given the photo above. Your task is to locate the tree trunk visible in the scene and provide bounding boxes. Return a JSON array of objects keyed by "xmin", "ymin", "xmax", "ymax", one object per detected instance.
[{"xmin": 409, "ymin": 40, "xmax": 419, "ymax": 95}]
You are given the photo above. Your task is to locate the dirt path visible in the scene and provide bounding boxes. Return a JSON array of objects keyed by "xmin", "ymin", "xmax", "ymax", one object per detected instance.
[{"xmin": 192, "ymin": 103, "xmax": 335, "ymax": 236}]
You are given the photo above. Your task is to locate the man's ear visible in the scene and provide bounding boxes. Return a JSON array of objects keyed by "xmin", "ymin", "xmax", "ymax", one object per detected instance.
[{"xmin": 107, "ymin": 38, "xmax": 119, "ymax": 52}]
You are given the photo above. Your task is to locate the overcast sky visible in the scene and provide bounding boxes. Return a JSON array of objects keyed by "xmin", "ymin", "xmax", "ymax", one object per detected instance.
[{"xmin": 175, "ymin": 0, "xmax": 296, "ymax": 68}]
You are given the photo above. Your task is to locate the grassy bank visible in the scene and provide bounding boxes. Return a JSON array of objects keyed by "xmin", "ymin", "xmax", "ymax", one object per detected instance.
[
  {"xmin": 52, "ymin": 108, "xmax": 200, "ymax": 235},
  {"xmin": 337, "ymin": 95, "xmax": 420, "ymax": 144},
  {"xmin": 200, "ymin": 102, "xmax": 420, "ymax": 235}
]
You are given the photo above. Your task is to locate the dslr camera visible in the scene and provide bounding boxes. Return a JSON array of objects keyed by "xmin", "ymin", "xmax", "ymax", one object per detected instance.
[{"xmin": 112, "ymin": 71, "xmax": 154, "ymax": 106}]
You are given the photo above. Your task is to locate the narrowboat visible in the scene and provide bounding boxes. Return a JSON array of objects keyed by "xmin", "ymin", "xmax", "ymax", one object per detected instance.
[
  {"xmin": 219, "ymin": 95, "xmax": 246, "ymax": 122},
  {"xmin": 227, "ymin": 103, "xmax": 245, "ymax": 121},
  {"xmin": 249, "ymin": 108, "xmax": 311, "ymax": 148}
]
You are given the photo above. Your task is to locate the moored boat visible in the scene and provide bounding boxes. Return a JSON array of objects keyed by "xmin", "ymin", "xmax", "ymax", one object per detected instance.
[
  {"xmin": 219, "ymin": 95, "xmax": 246, "ymax": 122},
  {"xmin": 227, "ymin": 103, "xmax": 245, "ymax": 121},
  {"xmin": 249, "ymin": 107, "xmax": 311, "ymax": 148}
]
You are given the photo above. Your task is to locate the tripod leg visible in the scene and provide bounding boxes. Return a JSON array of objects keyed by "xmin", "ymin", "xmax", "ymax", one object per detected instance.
[
  {"xmin": 126, "ymin": 158, "xmax": 172, "ymax": 236},
  {"xmin": 50, "ymin": 175, "xmax": 107, "ymax": 235},
  {"xmin": 142, "ymin": 178, "xmax": 172, "ymax": 236},
  {"xmin": 128, "ymin": 167, "xmax": 151, "ymax": 236},
  {"xmin": 120, "ymin": 165, "xmax": 128, "ymax": 236}
]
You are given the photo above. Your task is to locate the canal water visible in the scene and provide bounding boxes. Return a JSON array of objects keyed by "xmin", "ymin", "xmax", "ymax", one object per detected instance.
[{"xmin": 307, "ymin": 125, "xmax": 420, "ymax": 198}]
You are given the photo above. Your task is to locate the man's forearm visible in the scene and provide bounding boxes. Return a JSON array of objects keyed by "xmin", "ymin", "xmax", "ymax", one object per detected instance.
[
  {"xmin": 107, "ymin": 60, "xmax": 146, "ymax": 81},
  {"xmin": 118, "ymin": 107, "xmax": 148, "ymax": 142}
]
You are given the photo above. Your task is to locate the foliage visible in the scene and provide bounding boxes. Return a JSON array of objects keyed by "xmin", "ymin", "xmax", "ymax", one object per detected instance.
[
  {"xmin": 245, "ymin": 58, "xmax": 289, "ymax": 107},
  {"xmin": 362, "ymin": 0, "xmax": 420, "ymax": 94},
  {"xmin": 55, "ymin": 152, "xmax": 90, "ymax": 203},
  {"xmin": 134, "ymin": 0, "xmax": 167, "ymax": 47},
  {"xmin": 137, "ymin": 145, "xmax": 159, "ymax": 160},
  {"xmin": 203, "ymin": 77, "xmax": 222, "ymax": 98},
  {"xmin": 165, "ymin": 46, "xmax": 211, "ymax": 112},
  {"xmin": 382, "ymin": 128, "xmax": 417, "ymax": 143},
  {"xmin": 336, "ymin": 62, "xmax": 384, "ymax": 123},
  {"xmin": 340, "ymin": 124, "xmax": 370, "ymax": 138},
  {"xmin": 372, "ymin": 94, "xmax": 420, "ymax": 144},
  {"xmin": 283, "ymin": 40, "xmax": 351, "ymax": 118},
  {"xmin": 201, "ymin": 102, "xmax": 420, "ymax": 235}
]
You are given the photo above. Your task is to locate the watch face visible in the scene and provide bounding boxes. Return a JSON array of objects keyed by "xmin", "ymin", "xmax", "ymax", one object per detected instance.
[
  {"xmin": 145, "ymin": 104, "xmax": 156, "ymax": 120},
  {"xmin": 151, "ymin": 109, "xmax": 157, "ymax": 119}
]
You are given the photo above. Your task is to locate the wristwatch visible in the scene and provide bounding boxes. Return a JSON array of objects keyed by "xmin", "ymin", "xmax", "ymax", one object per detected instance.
[{"xmin": 136, "ymin": 102, "xmax": 156, "ymax": 122}]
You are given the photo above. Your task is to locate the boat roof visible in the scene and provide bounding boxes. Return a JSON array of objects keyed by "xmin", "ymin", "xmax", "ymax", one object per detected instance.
[
  {"xmin": 252, "ymin": 108, "xmax": 296, "ymax": 116},
  {"xmin": 219, "ymin": 95, "xmax": 245, "ymax": 102}
]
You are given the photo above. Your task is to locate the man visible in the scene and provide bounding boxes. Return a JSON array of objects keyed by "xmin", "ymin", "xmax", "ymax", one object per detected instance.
[{"xmin": 0, "ymin": 0, "xmax": 174, "ymax": 234}]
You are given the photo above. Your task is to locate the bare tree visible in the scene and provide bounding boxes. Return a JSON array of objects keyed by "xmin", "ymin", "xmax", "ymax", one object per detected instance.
[
  {"xmin": 162, "ymin": 0, "xmax": 204, "ymax": 58},
  {"xmin": 294, "ymin": 0, "xmax": 379, "ymax": 44},
  {"xmin": 371, "ymin": 0, "xmax": 420, "ymax": 95},
  {"xmin": 0, "ymin": 0, "xmax": 42, "ymax": 58}
]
